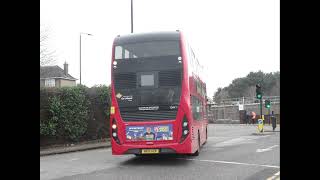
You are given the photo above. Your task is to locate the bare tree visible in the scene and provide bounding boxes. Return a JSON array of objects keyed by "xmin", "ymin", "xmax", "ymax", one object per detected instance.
[{"xmin": 40, "ymin": 26, "xmax": 56, "ymax": 66}]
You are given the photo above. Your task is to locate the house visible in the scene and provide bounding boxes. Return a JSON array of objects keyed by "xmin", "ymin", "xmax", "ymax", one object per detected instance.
[{"xmin": 40, "ymin": 62, "xmax": 77, "ymax": 87}]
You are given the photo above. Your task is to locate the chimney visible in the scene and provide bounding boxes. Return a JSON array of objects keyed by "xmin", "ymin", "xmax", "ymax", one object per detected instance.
[{"xmin": 64, "ymin": 62, "xmax": 68, "ymax": 75}]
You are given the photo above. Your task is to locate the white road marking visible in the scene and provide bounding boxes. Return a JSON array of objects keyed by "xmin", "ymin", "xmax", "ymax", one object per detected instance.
[
  {"xmin": 256, "ymin": 145, "xmax": 279, "ymax": 153},
  {"xmin": 175, "ymin": 158, "xmax": 280, "ymax": 169},
  {"xmin": 214, "ymin": 135, "xmax": 270, "ymax": 147},
  {"xmin": 67, "ymin": 158, "xmax": 80, "ymax": 162},
  {"xmin": 98, "ymin": 149, "xmax": 111, "ymax": 153},
  {"xmin": 266, "ymin": 171, "xmax": 280, "ymax": 180}
]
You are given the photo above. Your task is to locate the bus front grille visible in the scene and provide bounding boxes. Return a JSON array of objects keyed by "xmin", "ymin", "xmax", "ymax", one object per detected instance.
[
  {"xmin": 159, "ymin": 70, "xmax": 182, "ymax": 87},
  {"xmin": 114, "ymin": 72, "xmax": 136, "ymax": 89},
  {"xmin": 120, "ymin": 110, "xmax": 178, "ymax": 121}
]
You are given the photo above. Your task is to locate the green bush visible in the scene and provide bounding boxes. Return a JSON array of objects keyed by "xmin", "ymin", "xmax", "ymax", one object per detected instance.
[
  {"xmin": 41, "ymin": 86, "xmax": 90, "ymax": 141},
  {"xmin": 40, "ymin": 96, "xmax": 60, "ymax": 136},
  {"xmin": 40, "ymin": 85, "xmax": 112, "ymax": 143},
  {"xmin": 95, "ymin": 85, "xmax": 111, "ymax": 117}
]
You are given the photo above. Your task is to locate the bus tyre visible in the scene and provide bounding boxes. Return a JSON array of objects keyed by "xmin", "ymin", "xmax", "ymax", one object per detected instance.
[
  {"xmin": 192, "ymin": 134, "xmax": 201, "ymax": 156},
  {"xmin": 134, "ymin": 154, "xmax": 144, "ymax": 157},
  {"xmin": 203, "ymin": 127, "xmax": 208, "ymax": 145}
]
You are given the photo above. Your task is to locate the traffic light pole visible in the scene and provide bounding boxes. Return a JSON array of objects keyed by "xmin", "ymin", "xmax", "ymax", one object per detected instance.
[
  {"xmin": 260, "ymin": 99, "xmax": 262, "ymax": 119},
  {"xmin": 268, "ymin": 108, "xmax": 270, "ymax": 125}
]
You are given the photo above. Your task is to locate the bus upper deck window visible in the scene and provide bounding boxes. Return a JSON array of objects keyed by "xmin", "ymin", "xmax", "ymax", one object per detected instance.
[
  {"xmin": 125, "ymin": 49, "xmax": 130, "ymax": 59},
  {"xmin": 115, "ymin": 46, "xmax": 122, "ymax": 60}
]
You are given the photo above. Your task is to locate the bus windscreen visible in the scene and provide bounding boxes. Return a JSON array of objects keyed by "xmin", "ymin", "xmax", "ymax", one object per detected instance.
[
  {"xmin": 114, "ymin": 41, "xmax": 180, "ymax": 60},
  {"xmin": 112, "ymin": 40, "xmax": 182, "ymax": 121}
]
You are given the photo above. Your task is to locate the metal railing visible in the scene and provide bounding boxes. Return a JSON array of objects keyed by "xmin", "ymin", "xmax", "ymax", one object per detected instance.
[
  {"xmin": 207, "ymin": 96, "xmax": 280, "ymax": 123},
  {"xmin": 213, "ymin": 96, "xmax": 280, "ymax": 106}
]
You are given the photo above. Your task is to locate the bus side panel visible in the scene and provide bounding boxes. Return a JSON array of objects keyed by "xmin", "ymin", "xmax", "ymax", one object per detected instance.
[
  {"xmin": 180, "ymin": 32, "xmax": 208, "ymax": 154},
  {"xmin": 179, "ymin": 32, "xmax": 198, "ymax": 154}
]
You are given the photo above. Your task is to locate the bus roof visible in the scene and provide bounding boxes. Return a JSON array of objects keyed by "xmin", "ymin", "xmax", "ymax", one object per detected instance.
[{"xmin": 114, "ymin": 31, "xmax": 181, "ymax": 45}]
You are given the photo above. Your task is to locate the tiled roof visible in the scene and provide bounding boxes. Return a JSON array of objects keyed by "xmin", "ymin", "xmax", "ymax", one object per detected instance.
[{"xmin": 40, "ymin": 65, "xmax": 77, "ymax": 80}]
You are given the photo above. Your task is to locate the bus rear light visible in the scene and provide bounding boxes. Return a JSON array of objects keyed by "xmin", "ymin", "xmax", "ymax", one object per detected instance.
[{"xmin": 180, "ymin": 115, "xmax": 189, "ymax": 143}]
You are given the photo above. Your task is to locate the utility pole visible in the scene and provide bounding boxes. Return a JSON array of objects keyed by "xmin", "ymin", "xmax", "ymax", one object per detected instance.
[
  {"xmin": 131, "ymin": 0, "xmax": 133, "ymax": 33},
  {"xmin": 79, "ymin": 32, "xmax": 93, "ymax": 85}
]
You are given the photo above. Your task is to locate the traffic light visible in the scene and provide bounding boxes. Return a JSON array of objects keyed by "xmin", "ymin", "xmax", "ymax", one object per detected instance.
[
  {"xmin": 265, "ymin": 100, "xmax": 271, "ymax": 108},
  {"xmin": 256, "ymin": 84, "xmax": 262, "ymax": 99}
]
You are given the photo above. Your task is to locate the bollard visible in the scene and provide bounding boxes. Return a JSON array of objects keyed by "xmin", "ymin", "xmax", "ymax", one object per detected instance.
[{"xmin": 257, "ymin": 119, "xmax": 264, "ymax": 133}]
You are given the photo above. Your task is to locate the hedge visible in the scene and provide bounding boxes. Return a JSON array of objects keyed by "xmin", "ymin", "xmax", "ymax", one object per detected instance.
[{"xmin": 40, "ymin": 85, "xmax": 111, "ymax": 144}]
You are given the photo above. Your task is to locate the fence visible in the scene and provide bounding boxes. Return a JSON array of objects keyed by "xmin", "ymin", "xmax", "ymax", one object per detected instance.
[
  {"xmin": 214, "ymin": 96, "xmax": 280, "ymax": 106},
  {"xmin": 208, "ymin": 97, "xmax": 280, "ymax": 124}
]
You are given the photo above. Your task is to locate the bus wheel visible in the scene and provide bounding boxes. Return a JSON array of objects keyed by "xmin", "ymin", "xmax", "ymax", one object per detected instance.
[
  {"xmin": 203, "ymin": 127, "xmax": 208, "ymax": 145},
  {"xmin": 192, "ymin": 133, "xmax": 201, "ymax": 156}
]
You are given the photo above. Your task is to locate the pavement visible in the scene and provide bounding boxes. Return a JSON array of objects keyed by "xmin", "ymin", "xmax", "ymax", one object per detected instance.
[
  {"xmin": 40, "ymin": 124, "xmax": 280, "ymax": 180},
  {"xmin": 40, "ymin": 138, "xmax": 111, "ymax": 156}
]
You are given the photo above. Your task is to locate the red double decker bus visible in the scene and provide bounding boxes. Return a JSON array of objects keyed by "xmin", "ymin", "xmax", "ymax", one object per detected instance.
[{"xmin": 110, "ymin": 31, "xmax": 208, "ymax": 156}]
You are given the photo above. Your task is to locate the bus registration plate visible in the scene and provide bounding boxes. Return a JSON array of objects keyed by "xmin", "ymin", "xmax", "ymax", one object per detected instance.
[{"xmin": 141, "ymin": 149, "xmax": 159, "ymax": 154}]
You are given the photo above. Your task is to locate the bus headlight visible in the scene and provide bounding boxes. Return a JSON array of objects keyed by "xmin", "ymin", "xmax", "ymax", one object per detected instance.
[
  {"xmin": 180, "ymin": 115, "xmax": 189, "ymax": 143},
  {"xmin": 183, "ymin": 130, "xmax": 188, "ymax": 135},
  {"xmin": 183, "ymin": 122, "xmax": 188, "ymax": 127},
  {"xmin": 111, "ymin": 118, "xmax": 120, "ymax": 144},
  {"xmin": 112, "ymin": 132, "xmax": 117, "ymax": 137}
]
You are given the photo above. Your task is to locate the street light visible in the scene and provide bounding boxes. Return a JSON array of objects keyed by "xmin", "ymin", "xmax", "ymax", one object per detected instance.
[
  {"xmin": 80, "ymin": 32, "xmax": 93, "ymax": 85},
  {"xmin": 131, "ymin": 0, "xmax": 133, "ymax": 33}
]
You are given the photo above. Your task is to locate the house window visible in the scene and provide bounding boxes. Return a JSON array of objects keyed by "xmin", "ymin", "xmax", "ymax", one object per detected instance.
[{"xmin": 45, "ymin": 79, "xmax": 55, "ymax": 87}]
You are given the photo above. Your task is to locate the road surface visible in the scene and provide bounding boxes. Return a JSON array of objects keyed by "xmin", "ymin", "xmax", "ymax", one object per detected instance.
[{"xmin": 40, "ymin": 124, "xmax": 280, "ymax": 180}]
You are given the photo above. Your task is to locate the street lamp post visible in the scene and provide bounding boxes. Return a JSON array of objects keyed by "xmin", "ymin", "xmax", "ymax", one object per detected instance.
[
  {"xmin": 131, "ymin": 0, "xmax": 133, "ymax": 33},
  {"xmin": 79, "ymin": 32, "xmax": 93, "ymax": 85}
]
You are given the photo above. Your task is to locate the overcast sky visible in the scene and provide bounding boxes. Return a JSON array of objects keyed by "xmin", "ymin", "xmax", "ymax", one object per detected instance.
[{"xmin": 40, "ymin": 0, "xmax": 279, "ymax": 97}]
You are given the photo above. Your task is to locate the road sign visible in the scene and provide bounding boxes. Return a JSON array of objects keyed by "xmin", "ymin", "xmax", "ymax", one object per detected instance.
[{"xmin": 239, "ymin": 104, "xmax": 244, "ymax": 110}]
